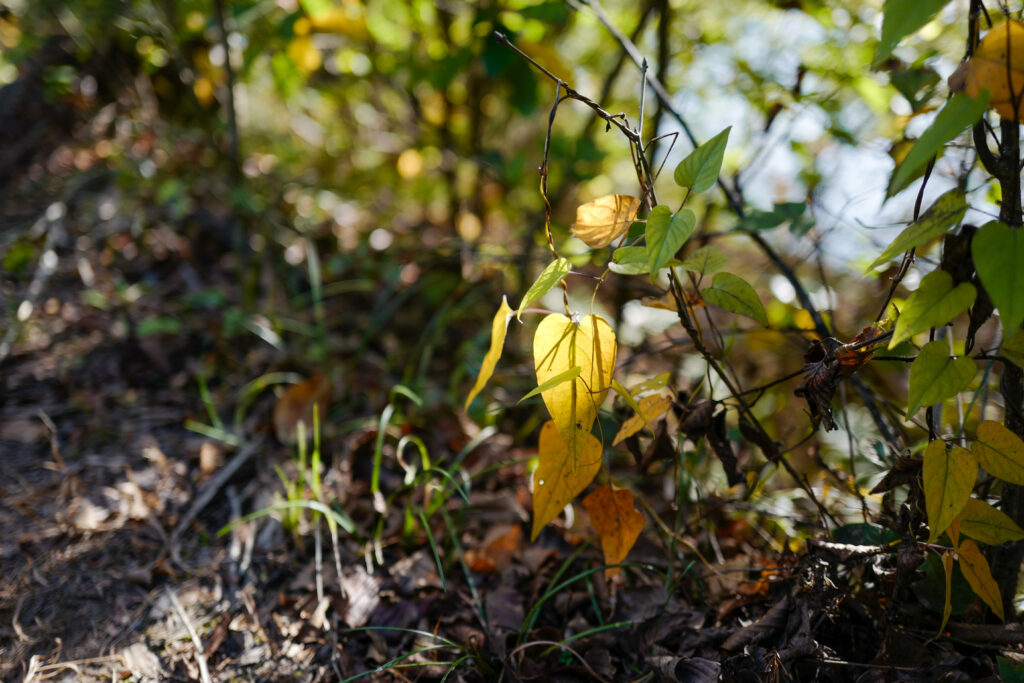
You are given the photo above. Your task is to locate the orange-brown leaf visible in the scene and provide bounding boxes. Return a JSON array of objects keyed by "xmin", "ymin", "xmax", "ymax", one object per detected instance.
[
  {"xmin": 583, "ymin": 484, "xmax": 644, "ymax": 576},
  {"xmin": 274, "ymin": 373, "xmax": 330, "ymax": 444},
  {"xmin": 465, "ymin": 524, "xmax": 523, "ymax": 573}
]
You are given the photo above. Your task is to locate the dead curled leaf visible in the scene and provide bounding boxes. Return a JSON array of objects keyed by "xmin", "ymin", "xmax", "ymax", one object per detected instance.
[
  {"xmin": 795, "ymin": 322, "xmax": 889, "ymax": 431},
  {"xmin": 465, "ymin": 524, "xmax": 523, "ymax": 573},
  {"xmin": 274, "ymin": 373, "xmax": 330, "ymax": 444},
  {"xmin": 571, "ymin": 194, "xmax": 641, "ymax": 248}
]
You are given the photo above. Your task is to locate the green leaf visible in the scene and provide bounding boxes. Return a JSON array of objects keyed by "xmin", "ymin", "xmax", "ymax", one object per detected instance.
[
  {"xmin": 1003, "ymin": 329, "xmax": 1024, "ymax": 371},
  {"xmin": 959, "ymin": 498, "xmax": 1024, "ymax": 546},
  {"xmin": 609, "ymin": 246, "xmax": 648, "ymax": 275},
  {"xmin": 922, "ymin": 440, "xmax": 977, "ymax": 543},
  {"xmin": 680, "ymin": 245, "xmax": 727, "ymax": 275},
  {"xmin": 518, "ymin": 258, "xmax": 571, "ymax": 321},
  {"xmin": 999, "ymin": 656, "xmax": 1024, "ymax": 683},
  {"xmin": 701, "ymin": 272, "xmax": 768, "ymax": 326},
  {"xmin": 889, "ymin": 270, "xmax": 976, "ymax": 348},
  {"xmin": 972, "ymin": 420, "xmax": 1024, "ymax": 485},
  {"xmin": 889, "ymin": 93, "xmax": 989, "ymax": 196},
  {"xmin": 865, "ymin": 189, "xmax": 967, "ymax": 272},
  {"xmin": 875, "ymin": 0, "xmax": 952, "ymax": 65},
  {"xmin": 741, "ymin": 202, "xmax": 807, "ymax": 232},
  {"xmin": 906, "ymin": 340, "xmax": 977, "ymax": 416},
  {"xmin": 674, "ymin": 126, "xmax": 731, "ymax": 193},
  {"xmin": 972, "ymin": 221, "xmax": 1024, "ymax": 336},
  {"xmin": 646, "ymin": 205, "xmax": 696, "ymax": 277},
  {"xmin": 519, "ymin": 366, "xmax": 582, "ymax": 404}
]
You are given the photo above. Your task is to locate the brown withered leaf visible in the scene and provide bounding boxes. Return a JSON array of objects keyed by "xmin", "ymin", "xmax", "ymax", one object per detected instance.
[
  {"xmin": 465, "ymin": 524, "xmax": 523, "ymax": 573},
  {"xmin": 707, "ymin": 407, "xmax": 744, "ymax": 487},
  {"xmin": 274, "ymin": 373, "xmax": 330, "ymax": 444},
  {"xmin": 739, "ymin": 414, "xmax": 781, "ymax": 463},
  {"xmin": 679, "ymin": 399, "xmax": 716, "ymax": 440},
  {"xmin": 796, "ymin": 323, "xmax": 889, "ymax": 431},
  {"xmin": 869, "ymin": 455, "xmax": 923, "ymax": 494}
]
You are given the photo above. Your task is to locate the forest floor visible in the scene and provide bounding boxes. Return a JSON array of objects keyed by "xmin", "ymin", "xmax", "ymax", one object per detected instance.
[{"xmin": 2, "ymin": 80, "xmax": 1023, "ymax": 683}]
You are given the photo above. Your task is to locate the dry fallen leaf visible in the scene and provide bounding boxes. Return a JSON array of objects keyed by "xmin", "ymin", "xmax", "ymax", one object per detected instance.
[
  {"xmin": 465, "ymin": 524, "xmax": 523, "ymax": 573},
  {"xmin": 583, "ymin": 483, "xmax": 644, "ymax": 576},
  {"xmin": 274, "ymin": 373, "xmax": 330, "ymax": 444}
]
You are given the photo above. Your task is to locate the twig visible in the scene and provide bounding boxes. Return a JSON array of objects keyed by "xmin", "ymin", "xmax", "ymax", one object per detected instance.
[
  {"xmin": 165, "ymin": 586, "xmax": 213, "ymax": 683},
  {"xmin": 170, "ymin": 439, "xmax": 263, "ymax": 570}
]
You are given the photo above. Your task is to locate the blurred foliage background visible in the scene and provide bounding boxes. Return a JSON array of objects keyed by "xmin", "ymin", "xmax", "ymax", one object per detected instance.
[{"xmin": 0, "ymin": 0, "xmax": 996, "ymax": 541}]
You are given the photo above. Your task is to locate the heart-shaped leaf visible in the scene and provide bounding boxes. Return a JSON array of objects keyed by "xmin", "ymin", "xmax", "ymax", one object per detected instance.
[
  {"xmin": 701, "ymin": 272, "xmax": 768, "ymax": 326},
  {"xmin": 959, "ymin": 497, "xmax": 1024, "ymax": 545},
  {"xmin": 973, "ymin": 221, "xmax": 1024, "ymax": 335},
  {"xmin": 889, "ymin": 269, "xmax": 975, "ymax": 348},
  {"xmin": 532, "ymin": 420, "xmax": 602, "ymax": 540},
  {"xmin": 646, "ymin": 205, "xmax": 696, "ymax": 277},
  {"xmin": 674, "ymin": 126, "xmax": 731, "ymax": 194},
  {"xmin": 907, "ymin": 340, "xmax": 977, "ymax": 417},
  {"xmin": 680, "ymin": 245, "xmax": 727, "ymax": 275},
  {"xmin": 572, "ymin": 194, "xmax": 641, "ymax": 248},
  {"xmin": 922, "ymin": 439, "xmax": 977, "ymax": 543},
  {"xmin": 972, "ymin": 420, "xmax": 1024, "ymax": 485},
  {"xmin": 533, "ymin": 313, "xmax": 616, "ymax": 472},
  {"xmin": 583, "ymin": 483, "xmax": 644, "ymax": 576}
]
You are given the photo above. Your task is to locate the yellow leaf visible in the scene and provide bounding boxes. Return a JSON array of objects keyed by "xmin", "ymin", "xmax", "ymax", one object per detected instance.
[
  {"xmin": 571, "ymin": 195, "xmax": 641, "ymax": 248},
  {"xmin": 532, "ymin": 421, "xmax": 602, "ymax": 540},
  {"xmin": 612, "ymin": 394, "xmax": 672, "ymax": 446},
  {"xmin": 957, "ymin": 538, "xmax": 1005, "ymax": 621},
  {"xmin": 959, "ymin": 497, "xmax": 1024, "ymax": 545},
  {"xmin": 533, "ymin": 314, "xmax": 616, "ymax": 473},
  {"xmin": 959, "ymin": 20, "xmax": 1024, "ymax": 121},
  {"xmin": 465, "ymin": 296, "xmax": 513, "ymax": 411},
  {"xmin": 923, "ymin": 440, "xmax": 977, "ymax": 543},
  {"xmin": 972, "ymin": 420, "xmax": 1024, "ymax": 485},
  {"xmin": 940, "ymin": 550, "xmax": 954, "ymax": 635},
  {"xmin": 287, "ymin": 36, "xmax": 323, "ymax": 73},
  {"xmin": 583, "ymin": 483, "xmax": 644, "ymax": 576}
]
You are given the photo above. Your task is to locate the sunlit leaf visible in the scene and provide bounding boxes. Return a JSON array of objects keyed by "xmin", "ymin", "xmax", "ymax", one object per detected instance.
[
  {"xmin": 923, "ymin": 440, "xmax": 977, "ymax": 543},
  {"xmin": 701, "ymin": 272, "xmax": 768, "ymax": 326},
  {"xmin": 888, "ymin": 270, "xmax": 975, "ymax": 348},
  {"xmin": 875, "ymin": 0, "xmax": 951, "ymax": 65},
  {"xmin": 680, "ymin": 245, "xmax": 727, "ymax": 275},
  {"xmin": 889, "ymin": 94, "xmax": 988, "ymax": 196},
  {"xmin": 572, "ymin": 194, "xmax": 641, "ymax": 248},
  {"xmin": 960, "ymin": 498, "xmax": 1024, "ymax": 545},
  {"xmin": 610, "ymin": 246, "xmax": 648, "ymax": 275},
  {"xmin": 906, "ymin": 340, "xmax": 976, "ymax": 417},
  {"xmin": 674, "ymin": 126, "xmax": 731, "ymax": 193},
  {"xmin": 465, "ymin": 296, "xmax": 513, "ymax": 410},
  {"xmin": 613, "ymin": 394, "xmax": 672, "ymax": 446},
  {"xmin": 972, "ymin": 221, "xmax": 1024, "ymax": 335},
  {"xmin": 583, "ymin": 483, "xmax": 644, "ymax": 576},
  {"xmin": 533, "ymin": 313, "xmax": 616, "ymax": 473},
  {"xmin": 646, "ymin": 205, "xmax": 696, "ymax": 277},
  {"xmin": 973, "ymin": 420, "xmax": 1024, "ymax": 485},
  {"xmin": 519, "ymin": 366, "xmax": 581, "ymax": 404},
  {"xmin": 865, "ymin": 189, "xmax": 967, "ymax": 272},
  {"xmin": 532, "ymin": 421, "xmax": 602, "ymax": 540},
  {"xmin": 518, "ymin": 258, "xmax": 571, "ymax": 321},
  {"xmin": 957, "ymin": 539, "xmax": 1005, "ymax": 621}
]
